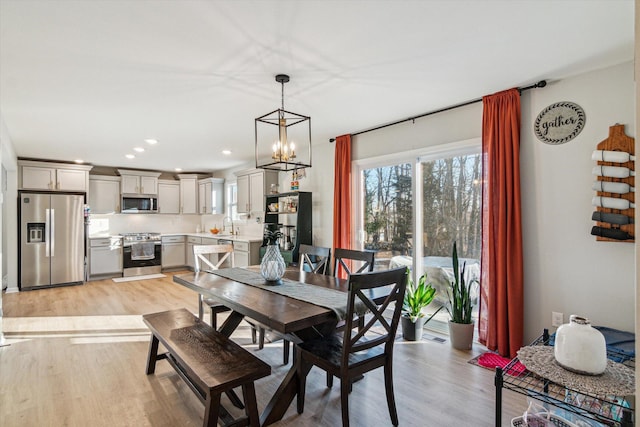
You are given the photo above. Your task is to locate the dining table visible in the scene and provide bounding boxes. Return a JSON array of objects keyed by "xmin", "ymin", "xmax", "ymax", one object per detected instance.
[{"xmin": 173, "ymin": 266, "xmax": 352, "ymax": 426}]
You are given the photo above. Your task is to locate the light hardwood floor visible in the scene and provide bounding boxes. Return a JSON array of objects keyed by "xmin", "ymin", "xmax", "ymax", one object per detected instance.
[{"xmin": 1, "ymin": 273, "xmax": 525, "ymax": 426}]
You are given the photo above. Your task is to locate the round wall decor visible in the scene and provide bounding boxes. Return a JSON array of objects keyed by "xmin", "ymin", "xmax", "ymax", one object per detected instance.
[{"xmin": 534, "ymin": 101, "xmax": 586, "ymax": 145}]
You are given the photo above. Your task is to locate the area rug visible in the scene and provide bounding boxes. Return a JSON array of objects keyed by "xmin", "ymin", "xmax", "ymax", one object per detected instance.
[
  {"xmin": 112, "ymin": 274, "xmax": 166, "ymax": 283},
  {"xmin": 468, "ymin": 351, "xmax": 526, "ymax": 376}
]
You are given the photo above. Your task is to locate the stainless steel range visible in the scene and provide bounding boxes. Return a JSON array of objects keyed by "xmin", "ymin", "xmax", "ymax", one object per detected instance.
[{"xmin": 121, "ymin": 232, "xmax": 162, "ymax": 277}]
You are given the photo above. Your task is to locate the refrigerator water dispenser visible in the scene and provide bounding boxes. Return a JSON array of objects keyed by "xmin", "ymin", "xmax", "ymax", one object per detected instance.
[{"xmin": 27, "ymin": 223, "xmax": 45, "ymax": 243}]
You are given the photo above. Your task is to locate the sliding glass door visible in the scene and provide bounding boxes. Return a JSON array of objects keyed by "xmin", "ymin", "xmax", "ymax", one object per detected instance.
[
  {"xmin": 355, "ymin": 139, "xmax": 482, "ymax": 331},
  {"xmin": 360, "ymin": 162, "xmax": 413, "ymax": 270}
]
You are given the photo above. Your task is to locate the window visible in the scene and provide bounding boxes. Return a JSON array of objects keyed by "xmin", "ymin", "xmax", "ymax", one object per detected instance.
[
  {"xmin": 226, "ymin": 182, "xmax": 238, "ymax": 220},
  {"xmin": 361, "ymin": 162, "xmax": 413, "ymax": 269},
  {"xmin": 420, "ymin": 152, "xmax": 482, "ymax": 259},
  {"xmin": 356, "ymin": 139, "xmax": 482, "ymax": 332}
]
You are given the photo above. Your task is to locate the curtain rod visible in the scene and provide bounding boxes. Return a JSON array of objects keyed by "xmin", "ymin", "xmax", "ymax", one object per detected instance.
[{"xmin": 329, "ymin": 80, "xmax": 547, "ymax": 142}]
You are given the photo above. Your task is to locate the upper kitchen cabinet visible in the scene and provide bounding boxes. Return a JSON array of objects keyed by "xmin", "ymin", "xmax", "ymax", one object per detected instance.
[
  {"xmin": 198, "ymin": 177, "xmax": 224, "ymax": 214},
  {"xmin": 19, "ymin": 160, "xmax": 93, "ymax": 192},
  {"xmin": 158, "ymin": 179, "xmax": 180, "ymax": 214},
  {"xmin": 89, "ymin": 175, "xmax": 121, "ymax": 214},
  {"xmin": 178, "ymin": 174, "xmax": 206, "ymax": 214},
  {"xmin": 235, "ymin": 169, "xmax": 278, "ymax": 215},
  {"xmin": 117, "ymin": 169, "xmax": 161, "ymax": 195}
]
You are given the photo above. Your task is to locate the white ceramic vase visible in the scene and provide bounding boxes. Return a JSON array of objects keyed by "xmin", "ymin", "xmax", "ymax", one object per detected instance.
[{"xmin": 554, "ymin": 315, "xmax": 607, "ymax": 375}]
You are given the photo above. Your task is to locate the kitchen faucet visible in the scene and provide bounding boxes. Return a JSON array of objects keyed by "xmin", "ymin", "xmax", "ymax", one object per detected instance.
[{"xmin": 222, "ymin": 216, "xmax": 234, "ymax": 235}]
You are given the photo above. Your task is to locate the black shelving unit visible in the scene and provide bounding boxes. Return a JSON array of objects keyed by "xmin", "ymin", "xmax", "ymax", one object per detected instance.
[
  {"xmin": 495, "ymin": 329, "xmax": 635, "ymax": 427},
  {"xmin": 263, "ymin": 191, "xmax": 312, "ymax": 265}
]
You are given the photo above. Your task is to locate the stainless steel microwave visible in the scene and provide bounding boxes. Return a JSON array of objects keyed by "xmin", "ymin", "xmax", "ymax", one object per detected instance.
[{"xmin": 121, "ymin": 196, "xmax": 158, "ymax": 213}]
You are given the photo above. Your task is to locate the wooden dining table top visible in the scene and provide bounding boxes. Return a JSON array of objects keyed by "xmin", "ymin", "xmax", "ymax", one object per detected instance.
[{"xmin": 173, "ymin": 267, "xmax": 349, "ymax": 335}]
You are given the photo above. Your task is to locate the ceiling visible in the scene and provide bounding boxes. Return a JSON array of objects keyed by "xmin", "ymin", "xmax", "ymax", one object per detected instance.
[{"xmin": 0, "ymin": 0, "xmax": 634, "ymax": 173}]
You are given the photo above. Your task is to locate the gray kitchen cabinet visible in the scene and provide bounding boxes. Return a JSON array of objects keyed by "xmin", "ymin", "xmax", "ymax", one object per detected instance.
[
  {"xmin": 89, "ymin": 237, "xmax": 123, "ymax": 279},
  {"xmin": 161, "ymin": 235, "xmax": 186, "ymax": 268},
  {"xmin": 89, "ymin": 175, "xmax": 121, "ymax": 214},
  {"xmin": 235, "ymin": 169, "xmax": 278, "ymax": 215},
  {"xmin": 158, "ymin": 180, "xmax": 180, "ymax": 214},
  {"xmin": 117, "ymin": 170, "xmax": 161, "ymax": 195},
  {"xmin": 233, "ymin": 240, "xmax": 261, "ymax": 267},
  {"xmin": 19, "ymin": 160, "xmax": 92, "ymax": 192},
  {"xmin": 178, "ymin": 174, "xmax": 205, "ymax": 214},
  {"xmin": 198, "ymin": 178, "xmax": 225, "ymax": 214},
  {"xmin": 186, "ymin": 236, "xmax": 202, "ymax": 270}
]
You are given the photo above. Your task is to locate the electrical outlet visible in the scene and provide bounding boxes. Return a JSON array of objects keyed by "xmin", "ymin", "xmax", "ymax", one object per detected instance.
[{"xmin": 552, "ymin": 312, "xmax": 564, "ymax": 327}]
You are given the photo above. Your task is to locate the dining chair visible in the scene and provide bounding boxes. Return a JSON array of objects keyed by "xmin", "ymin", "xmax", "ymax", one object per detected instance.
[
  {"xmin": 193, "ymin": 244, "xmax": 234, "ymax": 329},
  {"xmin": 295, "ymin": 266, "xmax": 408, "ymax": 427},
  {"xmin": 299, "ymin": 244, "xmax": 332, "ymax": 275},
  {"xmin": 332, "ymin": 248, "xmax": 375, "ymax": 277},
  {"xmin": 266, "ymin": 244, "xmax": 333, "ymax": 364},
  {"xmin": 333, "ymin": 248, "xmax": 375, "ymax": 329}
]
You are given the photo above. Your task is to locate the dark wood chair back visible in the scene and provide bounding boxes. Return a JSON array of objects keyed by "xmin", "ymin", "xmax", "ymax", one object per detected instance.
[
  {"xmin": 294, "ymin": 266, "xmax": 408, "ymax": 426},
  {"xmin": 298, "ymin": 244, "xmax": 331, "ymax": 275},
  {"xmin": 333, "ymin": 248, "xmax": 375, "ymax": 278},
  {"xmin": 341, "ymin": 267, "xmax": 407, "ymax": 361}
]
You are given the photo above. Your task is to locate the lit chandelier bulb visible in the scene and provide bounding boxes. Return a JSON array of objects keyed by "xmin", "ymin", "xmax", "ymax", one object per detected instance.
[{"xmin": 290, "ymin": 141, "xmax": 296, "ymax": 158}]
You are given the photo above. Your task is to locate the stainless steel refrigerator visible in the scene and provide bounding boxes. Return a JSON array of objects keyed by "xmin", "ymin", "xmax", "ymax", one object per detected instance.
[{"xmin": 19, "ymin": 192, "xmax": 85, "ymax": 290}]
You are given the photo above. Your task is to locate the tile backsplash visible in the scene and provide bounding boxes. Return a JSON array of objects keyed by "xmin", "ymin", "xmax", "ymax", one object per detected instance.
[{"xmin": 89, "ymin": 213, "xmax": 264, "ymax": 237}]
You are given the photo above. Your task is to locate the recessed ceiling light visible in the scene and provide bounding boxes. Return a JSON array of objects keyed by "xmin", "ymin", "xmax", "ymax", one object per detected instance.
[
  {"xmin": 133, "ymin": 147, "xmax": 145, "ymax": 153},
  {"xmin": 144, "ymin": 139, "xmax": 158, "ymax": 145},
  {"xmin": 74, "ymin": 159, "xmax": 84, "ymax": 164},
  {"xmin": 222, "ymin": 150, "xmax": 232, "ymax": 155},
  {"xmin": 125, "ymin": 154, "xmax": 135, "ymax": 159},
  {"xmin": 175, "ymin": 168, "xmax": 182, "ymax": 172}
]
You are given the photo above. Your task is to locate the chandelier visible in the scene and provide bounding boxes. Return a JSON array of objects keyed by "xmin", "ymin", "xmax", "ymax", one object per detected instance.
[{"xmin": 255, "ymin": 74, "xmax": 312, "ymax": 171}]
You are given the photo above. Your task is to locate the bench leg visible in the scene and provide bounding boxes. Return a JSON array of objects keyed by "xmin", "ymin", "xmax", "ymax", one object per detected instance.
[
  {"xmin": 146, "ymin": 334, "xmax": 160, "ymax": 375},
  {"xmin": 242, "ymin": 382, "xmax": 260, "ymax": 427},
  {"xmin": 203, "ymin": 392, "xmax": 221, "ymax": 427},
  {"xmin": 226, "ymin": 389, "xmax": 245, "ymax": 409},
  {"xmin": 283, "ymin": 339, "xmax": 290, "ymax": 365}
]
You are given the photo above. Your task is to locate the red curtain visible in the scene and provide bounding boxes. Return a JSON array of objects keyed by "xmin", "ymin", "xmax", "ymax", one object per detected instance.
[
  {"xmin": 479, "ymin": 88, "xmax": 524, "ymax": 358},
  {"xmin": 333, "ymin": 134, "xmax": 352, "ymax": 259}
]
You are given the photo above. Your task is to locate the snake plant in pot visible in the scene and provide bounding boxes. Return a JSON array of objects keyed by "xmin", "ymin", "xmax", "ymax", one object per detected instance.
[
  {"xmin": 446, "ymin": 241, "xmax": 477, "ymax": 350},
  {"xmin": 401, "ymin": 268, "xmax": 443, "ymax": 341}
]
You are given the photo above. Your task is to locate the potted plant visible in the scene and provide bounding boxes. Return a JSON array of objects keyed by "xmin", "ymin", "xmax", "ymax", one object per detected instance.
[
  {"xmin": 260, "ymin": 229, "xmax": 286, "ymax": 284},
  {"xmin": 446, "ymin": 241, "xmax": 477, "ymax": 350},
  {"xmin": 401, "ymin": 268, "xmax": 443, "ymax": 341}
]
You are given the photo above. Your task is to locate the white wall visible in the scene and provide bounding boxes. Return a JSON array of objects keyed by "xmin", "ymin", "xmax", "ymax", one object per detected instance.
[
  {"xmin": 307, "ymin": 61, "xmax": 635, "ymax": 343},
  {"xmin": 634, "ymin": 0, "xmax": 639, "ymax": 401},
  {"xmin": 521, "ymin": 62, "xmax": 635, "ymax": 341},
  {"xmin": 0, "ymin": 117, "xmax": 18, "ymax": 294}
]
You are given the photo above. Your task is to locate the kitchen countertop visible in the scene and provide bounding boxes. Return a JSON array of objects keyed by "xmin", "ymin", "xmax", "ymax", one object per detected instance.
[
  {"xmin": 163, "ymin": 232, "xmax": 263, "ymax": 243},
  {"xmin": 89, "ymin": 232, "xmax": 263, "ymax": 243}
]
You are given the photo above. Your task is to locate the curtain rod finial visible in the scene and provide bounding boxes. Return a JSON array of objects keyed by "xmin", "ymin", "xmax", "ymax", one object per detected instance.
[
  {"xmin": 537, "ymin": 80, "xmax": 547, "ymax": 88},
  {"xmin": 330, "ymin": 138, "xmax": 335, "ymax": 143}
]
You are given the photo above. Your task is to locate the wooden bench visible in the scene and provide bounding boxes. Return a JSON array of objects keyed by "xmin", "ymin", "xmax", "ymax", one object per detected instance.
[{"xmin": 143, "ymin": 308, "xmax": 271, "ymax": 427}]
